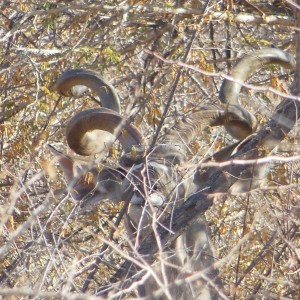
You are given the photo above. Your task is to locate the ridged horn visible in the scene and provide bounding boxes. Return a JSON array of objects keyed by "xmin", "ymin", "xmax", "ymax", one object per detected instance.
[
  {"xmin": 155, "ymin": 109, "xmax": 227, "ymax": 164},
  {"xmin": 54, "ymin": 69, "xmax": 121, "ymax": 113},
  {"xmin": 219, "ymin": 48, "xmax": 295, "ymax": 139},
  {"xmin": 164, "ymin": 109, "xmax": 226, "ymax": 145},
  {"xmin": 66, "ymin": 108, "xmax": 143, "ymax": 156}
]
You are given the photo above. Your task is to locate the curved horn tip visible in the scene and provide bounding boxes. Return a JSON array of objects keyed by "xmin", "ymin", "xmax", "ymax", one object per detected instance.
[
  {"xmin": 53, "ymin": 71, "xmax": 83, "ymax": 97},
  {"xmin": 219, "ymin": 48, "xmax": 295, "ymax": 139},
  {"xmin": 53, "ymin": 68, "xmax": 121, "ymax": 113}
]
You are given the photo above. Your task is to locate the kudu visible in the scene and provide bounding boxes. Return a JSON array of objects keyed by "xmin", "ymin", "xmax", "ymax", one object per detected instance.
[{"xmin": 49, "ymin": 48, "xmax": 295, "ymax": 299}]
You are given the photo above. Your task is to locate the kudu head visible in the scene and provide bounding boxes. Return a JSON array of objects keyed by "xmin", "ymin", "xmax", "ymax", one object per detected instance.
[{"xmin": 49, "ymin": 48, "xmax": 295, "ymax": 215}]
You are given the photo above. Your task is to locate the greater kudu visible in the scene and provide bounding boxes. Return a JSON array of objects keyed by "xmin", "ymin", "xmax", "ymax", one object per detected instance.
[{"xmin": 49, "ymin": 48, "xmax": 295, "ymax": 299}]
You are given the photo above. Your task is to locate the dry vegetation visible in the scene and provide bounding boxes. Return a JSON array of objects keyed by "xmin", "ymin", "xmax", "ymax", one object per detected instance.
[{"xmin": 0, "ymin": 0, "xmax": 299, "ymax": 299}]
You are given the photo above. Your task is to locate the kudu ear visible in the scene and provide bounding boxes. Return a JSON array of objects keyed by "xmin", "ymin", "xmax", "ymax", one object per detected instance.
[
  {"xmin": 47, "ymin": 144, "xmax": 99, "ymax": 201},
  {"xmin": 211, "ymin": 139, "xmax": 268, "ymax": 193},
  {"xmin": 48, "ymin": 144, "xmax": 125, "ymax": 206}
]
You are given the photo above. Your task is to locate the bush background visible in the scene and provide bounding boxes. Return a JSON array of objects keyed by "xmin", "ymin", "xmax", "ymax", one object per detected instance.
[{"xmin": 0, "ymin": 1, "xmax": 299, "ymax": 299}]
